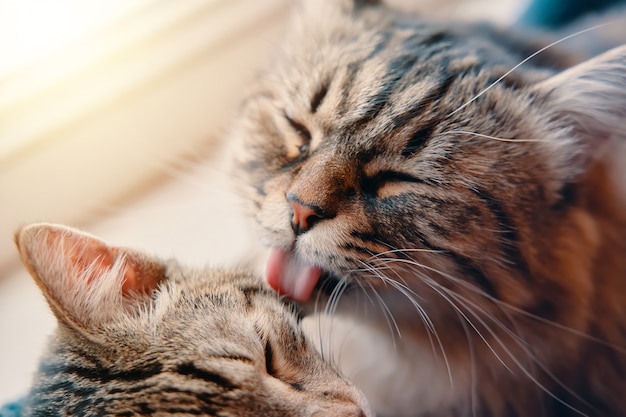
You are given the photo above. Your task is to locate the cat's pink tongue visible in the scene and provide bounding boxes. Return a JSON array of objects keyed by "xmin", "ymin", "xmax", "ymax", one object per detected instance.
[{"xmin": 266, "ymin": 248, "xmax": 322, "ymax": 302}]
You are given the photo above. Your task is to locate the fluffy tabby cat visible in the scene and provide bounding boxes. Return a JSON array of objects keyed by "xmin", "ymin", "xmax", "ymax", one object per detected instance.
[
  {"xmin": 235, "ymin": 0, "xmax": 626, "ymax": 416},
  {"xmin": 15, "ymin": 223, "xmax": 372, "ymax": 416}
]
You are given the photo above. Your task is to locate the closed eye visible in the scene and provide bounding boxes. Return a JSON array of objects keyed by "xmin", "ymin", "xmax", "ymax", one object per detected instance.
[
  {"xmin": 254, "ymin": 323, "xmax": 282, "ymax": 380},
  {"xmin": 260, "ymin": 331, "xmax": 307, "ymax": 391},
  {"xmin": 264, "ymin": 339, "xmax": 277, "ymax": 377},
  {"xmin": 255, "ymin": 323, "xmax": 306, "ymax": 391},
  {"xmin": 372, "ymin": 171, "xmax": 423, "ymax": 185},
  {"xmin": 284, "ymin": 113, "xmax": 312, "ymax": 154},
  {"xmin": 363, "ymin": 171, "xmax": 424, "ymax": 198},
  {"xmin": 254, "ymin": 324, "xmax": 276, "ymax": 376}
]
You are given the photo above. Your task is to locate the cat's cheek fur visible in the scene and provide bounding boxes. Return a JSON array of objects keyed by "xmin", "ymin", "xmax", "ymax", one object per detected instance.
[{"xmin": 256, "ymin": 178, "xmax": 295, "ymax": 249}]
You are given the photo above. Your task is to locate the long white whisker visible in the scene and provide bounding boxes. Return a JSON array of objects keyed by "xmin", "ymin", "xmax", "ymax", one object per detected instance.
[
  {"xmin": 373, "ymin": 255, "xmax": 573, "ymax": 385},
  {"xmin": 377, "ymin": 255, "xmax": 594, "ymax": 416},
  {"xmin": 445, "ymin": 130, "xmax": 549, "ymax": 143},
  {"xmin": 378, "ymin": 251, "xmax": 625, "ymax": 353},
  {"xmin": 356, "ymin": 262, "xmax": 402, "ymax": 343},
  {"xmin": 441, "ymin": 285, "xmax": 593, "ymax": 417},
  {"xmin": 324, "ymin": 277, "xmax": 352, "ymax": 361},
  {"xmin": 416, "ymin": 268, "xmax": 514, "ymax": 372},
  {"xmin": 362, "ymin": 259, "xmax": 456, "ymax": 385},
  {"xmin": 448, "ymin": 20, "xmax": 622, "ymax": 117},
  {"xmin": 371, "ymin": 247, "xmax": 446, "ymax": 257}
]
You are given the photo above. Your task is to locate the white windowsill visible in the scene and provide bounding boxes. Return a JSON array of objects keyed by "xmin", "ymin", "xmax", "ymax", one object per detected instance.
[{"xmin": 0, "ymin": 0, "xmax": 289, "ymax": 272}]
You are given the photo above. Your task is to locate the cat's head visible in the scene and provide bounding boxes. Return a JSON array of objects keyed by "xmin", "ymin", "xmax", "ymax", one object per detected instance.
[
  {"xmin": 236, "ymin": 0, "xmax": 626, "ymax": 325},
  {"xmin": 15, "ymin": 223, "xmax": 372, "ymax": 417}
]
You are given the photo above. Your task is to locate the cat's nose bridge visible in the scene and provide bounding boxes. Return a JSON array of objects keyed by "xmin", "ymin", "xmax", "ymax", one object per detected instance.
[{"xmin": 286, "ymin": 156, "xmax": 355, "ymax": 235}]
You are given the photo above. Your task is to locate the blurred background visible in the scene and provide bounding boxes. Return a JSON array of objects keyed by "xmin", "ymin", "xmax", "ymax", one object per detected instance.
[{"xmin": 0, "ymin": 0, "xmax": 528, "ymax": 405}]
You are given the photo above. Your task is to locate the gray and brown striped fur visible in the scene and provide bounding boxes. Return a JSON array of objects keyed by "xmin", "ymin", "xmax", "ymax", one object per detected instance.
[
  {"xmin": 236, "ymin": 0, "xmax": 626, "ymax": 416},
  {"xmin": 15, "ymin": 223, "xmax": 372, "ymax": 417}
]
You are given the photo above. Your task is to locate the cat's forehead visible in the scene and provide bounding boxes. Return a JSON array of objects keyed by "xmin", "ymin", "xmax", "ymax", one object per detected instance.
[
  {"xmin": 113, "ymin": 269, "xmax": 298, "ymax": 357},
  {"xmin": 161, "ymin": 266, "xmax": 295, "ymax": 325},
  {"xmin": 270, "ymin": 19, "xmax": 539, "ymax": 149},
  {"xmin": 281, "ymin": 18, "xmax": 519, "ymax": 94},
  {"xmin": 241, "ymin": 9, "xmax": 570, "ymax": 193}
]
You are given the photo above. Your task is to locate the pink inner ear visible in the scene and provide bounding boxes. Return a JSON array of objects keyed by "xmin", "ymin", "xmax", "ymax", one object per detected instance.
[
  {"xmin": 45, "ymin": 227, "xmax": 162, "ymax": 295},
  {"xmin": 114, "ymin": 248, "xmax": 164, "ymax": 295},
  {"xmin": 64, "ymin": 235, "xmax": 116, "ymax": 286}
]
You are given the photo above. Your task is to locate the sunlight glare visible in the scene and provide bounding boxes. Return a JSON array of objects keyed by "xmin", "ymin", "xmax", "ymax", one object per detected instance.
[{"xmin": 0, "ymin": 0, "xmax": 146, "ymax": 78}]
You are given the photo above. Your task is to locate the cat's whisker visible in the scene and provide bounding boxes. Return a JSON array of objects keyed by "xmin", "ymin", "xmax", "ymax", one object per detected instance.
[
  {"xmin": 312, "ymin": 276, "xmax": 339, "ymax": 362},
  {"xmin": 376, "ymin": 254, "xmax": 596, "ymax": 416},
  {"xmin": 453, "ymin": 273, "xmax": 626, "ymax": 354},
  {"xmin": 426, "ymin": 289, "xmax": 511, "ymax": 376},
  {"xmin": 445, "ymin": 130, "xmax": 549, "ymax": 143},
  {"xmin": 324, "ymin": 277, "xmax": 352, "ymax": 359},
  {"xmin": 496, "ymin": 304, "xmax": 597, "ymax": 416},
  {"xmin": 370, "ymin": 256, "xmax": 517, "ymax": 371},
  {"xmin": 447, "ymin": 296, "xmax": 591, "ymax": 416},
  {"xmin": 370, "ymin": 247, "xmax": 446, "ymax": 258},
  {"xmin": 445, "ymin": 285, "xmax": 594, "ymax": 417},
  {"xmin": 448, "ymin": 19, "xmax": 623, "ymax": 118},
  {"xmin": 377, "ymin": 248, "xmax": 626, "ymax": 354},
  {"xmin": 453, "ymin": 300, "xmax": 480, "ymax": 417},
  {"xmin": 366, "ymin": 246, "xmax": 485, "ymax": 383},
  {"xmin": 408, "ymin": 271, "xmax": 482, "ymax": 417},
  {"xmin": 359, "ymin": 259, "xmax": 455, "ymax": 385},
  {"xmin": 407, "ymin": 267, "xmax": 567, "ymax": 401},
  {"xmin": 355, "ymin": 263, "xmax": 403, "ymax": 345},
  {"xmin": 377, "ymin": 268, "xmax": 432, "ymax": 334}
]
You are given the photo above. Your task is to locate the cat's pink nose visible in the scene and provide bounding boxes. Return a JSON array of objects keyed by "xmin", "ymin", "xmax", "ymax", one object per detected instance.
[{"xmin": 287, "ymin": 194, "xmax": 324, "ymax": 235}]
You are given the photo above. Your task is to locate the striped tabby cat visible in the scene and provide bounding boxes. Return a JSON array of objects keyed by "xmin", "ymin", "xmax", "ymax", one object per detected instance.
[
  {"xmin": 236, "ymin": 0, "xmax": 626, "ymax": 416},
  {"xmin": 15, "ymin": 223, "xmax": 372, "ymax": 416}
]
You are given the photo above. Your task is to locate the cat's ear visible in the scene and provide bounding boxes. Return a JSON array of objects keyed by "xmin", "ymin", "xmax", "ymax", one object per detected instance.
[
  {"xmin": 533, "ymin": 45, "xmax": 626, "ymax": 159},
  {"xmin": 14, "ymin": 223, "xmax": 165, "ymax": 332}
]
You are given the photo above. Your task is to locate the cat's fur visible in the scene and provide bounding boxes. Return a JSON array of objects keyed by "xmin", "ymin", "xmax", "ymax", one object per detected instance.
[
  {"xmin": 235, "ymin": 0, "xmax": 626, "ymax": 416},
  {"xmin": 15, "ymin": 223, "xmax": 372, "ymax": 417}
]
